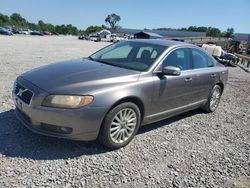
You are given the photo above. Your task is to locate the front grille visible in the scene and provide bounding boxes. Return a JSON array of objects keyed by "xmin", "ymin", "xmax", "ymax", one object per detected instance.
[{"xmin": 14, "ymin": 83, "xmax": 33, "ymax": 105}]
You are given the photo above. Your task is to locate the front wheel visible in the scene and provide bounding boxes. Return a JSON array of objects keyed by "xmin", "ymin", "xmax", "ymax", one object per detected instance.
[
  {"xmin": 202, "ymin": 85, "xmax": 222, "ymax": 113},
  {"xmin": 98, "ymin": 102, "xmax": 141, "ymax": 149}
]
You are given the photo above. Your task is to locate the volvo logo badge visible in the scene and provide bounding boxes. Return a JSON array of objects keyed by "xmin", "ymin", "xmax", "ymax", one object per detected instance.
[{"xmin": 17, "ymin": 88, "xmax": 27, "ymax": 97}]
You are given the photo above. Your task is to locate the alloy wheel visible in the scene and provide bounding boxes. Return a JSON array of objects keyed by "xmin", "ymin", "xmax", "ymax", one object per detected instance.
[
  {"xmin": 110, "ymin": 108, "xmax": 137, "ymax": 144},
  {"xmin": 210, "ymin": 88, "xmax": 221, "ymax": 111}
]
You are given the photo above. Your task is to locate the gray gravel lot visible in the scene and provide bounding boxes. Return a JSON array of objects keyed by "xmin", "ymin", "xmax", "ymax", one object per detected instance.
[{"xmin": 0, "ymin": 35, "xmax": 249, "ymax": 188}]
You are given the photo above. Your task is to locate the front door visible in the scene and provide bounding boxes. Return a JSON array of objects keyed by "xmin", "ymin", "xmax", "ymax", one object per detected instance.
[{"xmin": 150, "ymin": 47, "xmax": 197, "ymax": 119}]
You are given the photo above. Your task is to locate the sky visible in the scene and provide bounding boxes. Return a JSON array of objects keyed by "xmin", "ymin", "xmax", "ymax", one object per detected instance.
[{"xmin": 0, "ymin": 0, "xmax": 249, "ymax": 33}]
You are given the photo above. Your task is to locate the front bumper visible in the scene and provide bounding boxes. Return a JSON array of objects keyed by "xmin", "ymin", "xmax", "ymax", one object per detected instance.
[{"xmin": 12, "ymin": 77, "xmax": 108, "ymax": 141}]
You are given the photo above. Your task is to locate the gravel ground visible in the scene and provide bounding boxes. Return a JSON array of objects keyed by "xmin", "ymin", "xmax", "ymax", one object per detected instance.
[{"xmin": 0, "ymin": 35, "xmax": 249, "ymax": 188}]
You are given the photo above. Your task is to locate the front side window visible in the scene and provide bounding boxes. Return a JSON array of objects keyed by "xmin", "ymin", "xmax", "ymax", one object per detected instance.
[
  {"xmin": 162, "ymin": 48, "xmax": 192, "ymax": 70},
  {"xmin": 90, "ymin": 41, "xmax": 166, "ymax": 71},
  {"xmin": 191, "ymin": 49, "xmax": 214, "ymax": 69}
]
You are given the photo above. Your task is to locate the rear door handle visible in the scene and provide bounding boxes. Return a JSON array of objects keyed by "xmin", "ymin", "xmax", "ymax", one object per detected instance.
[
  {"xmin": 184, "ymin": 77, "xmax": 193, "ymax": 82},
  {"xmin": 210, "ymin": 74, "xmax": 216, "ymax": 78}
]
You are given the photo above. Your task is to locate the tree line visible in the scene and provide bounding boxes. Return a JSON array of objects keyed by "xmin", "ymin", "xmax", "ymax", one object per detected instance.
[
  {"xmin": 0, "ymin": 12, "xmax": 121, "ymax": 35},
  {"xmin": 154, "ymin": 26, "xmax": 234, "ymax": 37},
  {"xmin": 0, "ymin": 12, "xmax": 234, "ymax": 37},
  {"xmin": 0, "ymin": 13, "xmax": 79, "ymax": 35}
]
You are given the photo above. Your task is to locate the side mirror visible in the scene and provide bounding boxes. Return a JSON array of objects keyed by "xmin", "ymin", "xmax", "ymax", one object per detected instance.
[{"xmin": 162, "ymin": 66, "xmax": 181, "ymax": 76}]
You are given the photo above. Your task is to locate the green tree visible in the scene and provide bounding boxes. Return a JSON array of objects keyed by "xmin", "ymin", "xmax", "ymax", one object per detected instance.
[
  {"xmin": 0, "ymin": 13, "xmax": 9, "ymax": 26},
  {"xmin": 206, "ymin": 27, "xmax": 221, "ymax": 37},
  {"xmin": 105, "ymin": 13, "xmax": 121, "ymax": 29},
  {"xmin": 38, "ymin": 20, "xmax": 56, "ymax": 32},
  {"xmin": 179, "ymin": 27, "xmax": 188, "ymax": 31},
  {"xmin": 38, "ymin": 20, "xmax": 45, "ymax": 30},
  {"xmin": 84, "ymin": 25, "xmax": 107, "ymax": 35},
  {"xmin": 188, "ymin": 26, "xmax": 198, "ymax": 32},
  {"xmin": 66, "ymin": 24, "xmax": 79, "ymax": 35},
  {"xmin": 10, "ymin": 13, "xmax": 27, "ymax": 27},
  {"xmin": 46, "ymin": 23, "xmax": 55, "ymax": 32},
  {"xmin": 196, "ymin": 26, "xmax": 208, "ymax": 32},
  {"xmin": 184, "ymin": 26, "xmax": 208, "ymax": 32},
  {"xmin": 224, "ymin": 28, "xmax": 234, "ymax": 38},
  {"xmin": 28, "ymin": 22, "xmax": 40, "ymax": 31},
  {"xmin": 0, "ymin": 12, "xmax": 80, "ymax": 35}
]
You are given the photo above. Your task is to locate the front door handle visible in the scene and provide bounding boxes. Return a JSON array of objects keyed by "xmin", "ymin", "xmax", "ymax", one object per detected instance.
[
  {"xmin": 210, "ymin": 74, "xmax": 216, "ymax": 78},
  {"xmin": 184, "ymin": 77, "xmax": 193, "ymax": 83}
]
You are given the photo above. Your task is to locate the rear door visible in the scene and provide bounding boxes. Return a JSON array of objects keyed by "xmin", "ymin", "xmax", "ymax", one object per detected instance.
[{"xmin": 189, "ymin": 48, "xmax": 217, "ymax": 101}]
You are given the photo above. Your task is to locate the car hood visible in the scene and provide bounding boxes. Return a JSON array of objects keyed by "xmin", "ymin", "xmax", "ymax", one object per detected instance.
[{"xmin": 21, "ymin": 58, "xmax": 140, "ymax": 94}]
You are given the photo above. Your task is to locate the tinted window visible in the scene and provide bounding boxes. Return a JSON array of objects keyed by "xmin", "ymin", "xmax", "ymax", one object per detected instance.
[
  {"xmin": 136, "ymin": 47, "xmax": 158, "ymax": 59},
  {"xmin": 90, "ymin": 41, "xmax": 166, "ymax": 71},
  {"xmin": 102, "ymin": 45, "xmax": 132, "ymax": 59},
  {"xmin": 162, "ymin": 48, "xmax": 192, "ymax": 70},
  {"xmin": 191, "ymin": 49, "xmax": 214, "ymax": 69}
]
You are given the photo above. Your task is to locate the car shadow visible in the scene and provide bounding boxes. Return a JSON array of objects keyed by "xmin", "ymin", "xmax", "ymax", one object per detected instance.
[
  {"xmin": 0, "ymin": 109, "xmax": 109, "ymax": 160},
  {"xmin": 0, "ymin": 108, "xmax": 203, "ymax": 160}
]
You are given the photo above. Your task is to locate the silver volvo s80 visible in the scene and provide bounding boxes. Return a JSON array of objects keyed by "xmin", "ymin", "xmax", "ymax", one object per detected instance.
[{"xmin": 13, "ymin": 39, "xmax": 228, "ymax": 149}]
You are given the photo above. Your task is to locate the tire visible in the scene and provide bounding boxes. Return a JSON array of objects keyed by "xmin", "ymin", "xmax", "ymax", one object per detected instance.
[
  {"xmin": 232, "ymin": 60, "xmax": 238, "ymax": 67},
  {"xmin": 202, "ymin": 85, "xmax": 222, "ymax": 113},
  {"xmin": 98, "ymin": 102, "xmax": 141, "ymax": 149}
]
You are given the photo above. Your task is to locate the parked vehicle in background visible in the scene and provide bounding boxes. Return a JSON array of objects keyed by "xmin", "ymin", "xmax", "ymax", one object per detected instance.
[
  {"xmin": 89, "ymin": 34, "xmax": 101, "ymax": 42},
  {"xmin": 13, "ymin": 39, "xmax": 228, "ymax": 149},
  {"xmin": 171, "ymin": 38, "xmax": 185, "ymax": 42},
  {"xmin": 202, "ymin": 44, "xmax": 238, "ymax": 66},
  {"xmin": 247, "ymin": 45, "xmax": 250, "ymax": 55},
  {"xmin": 78, "ymin": 35, "xmax": 87, "ymax": 40},
  {"xmin": 239, "ymin": 48, "xmax": 247, "ymax": 55},
  {"xmin": 12, "ymin": 28, "xmax": 21, "ymax": 34},
  {"xmin": 51, "ymin": 32, "xmax": 59, "ymax": 35},
  {"xmin": 43, "ymin": 31, "xmax": 52, "ymax": 35},
  {"xmin": 19, "ymin": 29, "xmax": 30, "ymax": 35},
  {"xmin": 30, "ymin": 31, "xmax": 44, "ymax": 36},
  {"xmin": 0, "ymin": 27, "xmax": 13, "ymax": 35},
  {"xmin": 222, "ymin": 51, "xmax": 239, "ymax": 67},
  {"xmin": 226, "ymin": 40, "xmax": 244, "ymax": 54},
  {"xmin": 116, "ymin": 36, "xmax": 125, "ymax": 42}
]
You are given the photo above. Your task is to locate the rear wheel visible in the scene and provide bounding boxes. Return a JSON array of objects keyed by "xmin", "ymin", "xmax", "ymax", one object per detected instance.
[
  {"xmin": 98, "ymin": 102, "xmax": 141, "ymax": 149},
  {"xmin": 231, "ymin": 60, "xmax": 238, "ymax": 67},
  {"xmin": 202, "ymin": 85, "xmax": 222, "ymax": 113}
]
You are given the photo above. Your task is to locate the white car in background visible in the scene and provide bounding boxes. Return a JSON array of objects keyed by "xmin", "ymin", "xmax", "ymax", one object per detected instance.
[{"xmin": 19, "ymin": 29, "xmax": 31, "ymax": 35}]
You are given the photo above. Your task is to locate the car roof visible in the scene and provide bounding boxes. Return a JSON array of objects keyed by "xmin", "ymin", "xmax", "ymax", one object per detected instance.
[{"xmin": 129, "ymin": 39, "xmax": 192, "ymax": 47}]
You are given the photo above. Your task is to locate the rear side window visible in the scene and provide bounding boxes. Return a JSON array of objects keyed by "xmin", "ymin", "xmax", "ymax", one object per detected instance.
[
  {"xmin": 162, "ymin": 48, "xmax": 192, "ymax": 70},
  {"xmin": 191, "ymin": 49, "xmax": 214, "ymax": 69}
]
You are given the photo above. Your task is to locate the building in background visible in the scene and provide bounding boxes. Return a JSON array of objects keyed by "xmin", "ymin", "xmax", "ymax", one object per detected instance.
[
  {"xmin": 134, "ymin": 31, "xmax": 162, "ymax": 39},
  {"xmin": 109, "ymin": 28, "xmax": 206, "ymax": 38},
  {"xmin": 234, "ymin": 33, "xmax": 250, "ymax": 42}
]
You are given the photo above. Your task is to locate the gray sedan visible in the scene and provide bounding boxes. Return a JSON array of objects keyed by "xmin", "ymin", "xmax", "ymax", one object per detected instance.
[{"xmin": 12, "ymin": 39, "xmax": 228, "ymax": 149}]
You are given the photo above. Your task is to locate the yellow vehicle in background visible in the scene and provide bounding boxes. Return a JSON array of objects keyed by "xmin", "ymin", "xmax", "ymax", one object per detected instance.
[{"xmin": 226, "ymin": 40, "xmax": 244, "ymax": 54}]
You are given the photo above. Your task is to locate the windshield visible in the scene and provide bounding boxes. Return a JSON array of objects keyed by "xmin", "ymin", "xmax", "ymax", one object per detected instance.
[{"xmin": 89, "ymin": 41, "xmax": 166, "ymax": 71}]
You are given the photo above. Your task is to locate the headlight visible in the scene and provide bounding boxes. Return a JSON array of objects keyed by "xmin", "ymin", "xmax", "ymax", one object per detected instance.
[{"xmin": 42, "ymin": 95, "xmax": 93, "ymax": 108}]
